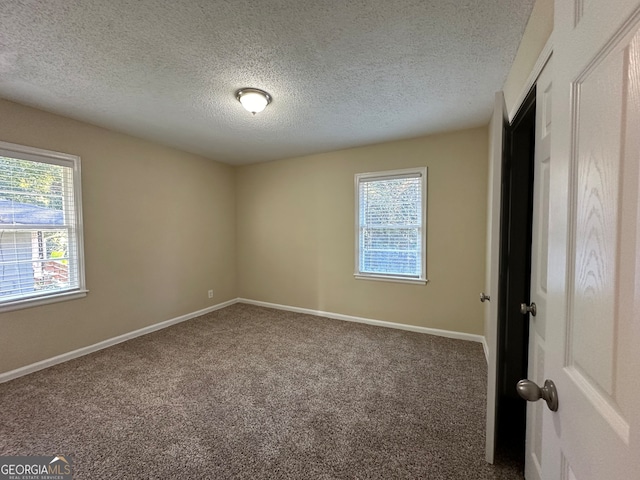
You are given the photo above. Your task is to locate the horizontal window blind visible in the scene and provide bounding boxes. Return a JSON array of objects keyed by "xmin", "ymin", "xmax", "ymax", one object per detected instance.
[
  {"xmin": 0, "ymin": 152, "xmax": 82, "ymax": 304},
  {"xmin": 357, "ymin": 172, "xmax": 424, "ymax": 279}
]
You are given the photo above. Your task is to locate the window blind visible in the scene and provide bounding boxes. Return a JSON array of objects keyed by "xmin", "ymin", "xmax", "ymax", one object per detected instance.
[
  {"xmin": 358, "ymin": 173, "xmax": 423, "ymax": 278},
  {"xmin": 0, "ymin": 153, "xmax": 82, "ymax": 303}
]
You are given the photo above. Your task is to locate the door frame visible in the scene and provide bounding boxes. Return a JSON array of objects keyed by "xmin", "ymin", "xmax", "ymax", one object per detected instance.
[{"xmin": 485, "ymin": 39, "xmax": 554, "ymax": 465}]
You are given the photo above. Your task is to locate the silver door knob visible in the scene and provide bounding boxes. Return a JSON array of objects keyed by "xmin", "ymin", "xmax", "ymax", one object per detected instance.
[
  {"xmin": 520, "ymin": 302, "xmax": 537, "ymax": 316},
  {"xmin": 480, "ymin": 292, "xmax": 491, "ymax": 302},
  {"xmin": 516, "ymin": 379, "xmax": 558, "ymax": 412}
]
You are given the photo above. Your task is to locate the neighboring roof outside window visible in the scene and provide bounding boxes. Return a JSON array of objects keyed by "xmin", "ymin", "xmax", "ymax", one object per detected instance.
[{"xmin": 0, "ymin": 198, "xmax": 63, "ymax": 225}]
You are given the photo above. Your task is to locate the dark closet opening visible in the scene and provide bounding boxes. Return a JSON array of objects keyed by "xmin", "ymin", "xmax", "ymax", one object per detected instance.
[{"xmin": 495, "ymin": 86, "xmax": 536, "ymax": 467}]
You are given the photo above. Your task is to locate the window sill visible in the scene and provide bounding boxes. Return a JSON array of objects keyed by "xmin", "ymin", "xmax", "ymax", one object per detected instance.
[
  {"xmin": 0, "ymin": 289, "xmax": 89, "ymax": 313},
  {"xmin": 354, "ymin": 274, "xmax": 428, "ymax": 285}
]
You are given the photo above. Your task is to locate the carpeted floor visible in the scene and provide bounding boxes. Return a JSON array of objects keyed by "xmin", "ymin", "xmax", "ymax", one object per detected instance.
[{"xmin": 0, "ymin": 303, "xmax": 523, "ymax": 479}]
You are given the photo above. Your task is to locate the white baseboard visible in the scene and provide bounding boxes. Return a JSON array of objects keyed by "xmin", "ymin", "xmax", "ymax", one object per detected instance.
[
  {"xmin": 2, "ymin": 297, "xmax": 487, "ymax": 383},
  {"xmin": 238, "ymin": 298, "xmax": 485, "ymax": 344},
  {"xmin": 482, "ymin": 337, "xmax": 489, "ymax": 364},
  {"xmin": 0, "ymin": 298, "xmax": 238, "ymax": 384}
]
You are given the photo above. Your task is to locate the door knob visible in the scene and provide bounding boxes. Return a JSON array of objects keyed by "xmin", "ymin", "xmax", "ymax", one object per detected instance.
[
  {"xmin": 516, "ymin": 379, "xmax": 558, "ymax": 412},
  {"xmin": 480, "ymin": 292, "xmax": 491, "ymax": 302},
  {"xmin": 520, "ymin": 302, "xmax": 537, "ymax": 316}
]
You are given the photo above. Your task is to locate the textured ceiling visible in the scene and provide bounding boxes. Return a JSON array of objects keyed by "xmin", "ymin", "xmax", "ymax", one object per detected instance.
[{"xmin": 0, "ymin": 1, "xmax": 534, "ymax": 165}]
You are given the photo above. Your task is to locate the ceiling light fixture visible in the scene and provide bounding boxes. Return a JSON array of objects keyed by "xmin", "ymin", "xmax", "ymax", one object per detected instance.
[{"xmin": 235, "ymin": 88, "xmax": 272, "ymax": 115}]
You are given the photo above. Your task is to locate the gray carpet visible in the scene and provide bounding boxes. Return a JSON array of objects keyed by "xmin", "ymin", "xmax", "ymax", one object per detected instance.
[{"xmin": 0, "ymin": 304, "xmax": 523, "ymax": 479}]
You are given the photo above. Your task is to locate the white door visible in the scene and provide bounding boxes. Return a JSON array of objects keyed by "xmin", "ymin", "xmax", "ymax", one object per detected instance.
[
  {"xmin": 524, "ymin": 56, "xmax": 552, "ymax": 480},
  {"xmin": 541, "ymin": 1, "xmax": 640, "ymax": 479},
  {"xmin": 484, "ymin": 92, "xmax": 507, "ymax": 464}
]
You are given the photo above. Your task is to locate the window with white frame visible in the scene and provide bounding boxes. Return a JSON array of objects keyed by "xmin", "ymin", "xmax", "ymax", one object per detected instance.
[
  {"xmin": 355, "ymin": 167, "xmax": 427, "ymax": 283},
  {"xmin": 0, "ymin": 141, "xmax": 86, "ymax": 311}
]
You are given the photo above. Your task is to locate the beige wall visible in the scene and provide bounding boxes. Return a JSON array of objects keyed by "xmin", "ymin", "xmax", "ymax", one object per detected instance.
[
  {"xmin": 503, "ymin": 0, "xmax": 554, "ymax": 115},
  {"xmin": 0, "ymin": 104, "xmax": 488, "ymax": 374},
  {"xmin": 237, "ymin": 127, "xmax": 488, "ymax": 335},
  {"xmin": 0, "ymin": 99, "xmax": 237, "ymax": 374}
]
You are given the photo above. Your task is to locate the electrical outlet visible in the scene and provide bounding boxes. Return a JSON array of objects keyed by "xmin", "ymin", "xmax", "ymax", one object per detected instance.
[{"xmin": 208, "ymin": 289, "xmax": 214, "ymax": 299}]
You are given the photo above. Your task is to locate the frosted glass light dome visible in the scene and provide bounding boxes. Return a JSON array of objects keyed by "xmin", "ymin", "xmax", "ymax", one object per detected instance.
[{"xmin": 236, "ymin": 88, "xmax": 272, "ymax": 114}]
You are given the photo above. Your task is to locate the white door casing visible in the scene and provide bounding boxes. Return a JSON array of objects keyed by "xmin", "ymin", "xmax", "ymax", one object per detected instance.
[
  {"xmin": 484, "ymin": 91, "xmax": 507, "ymax": 464},
  {"xmin": 525, "ymin": 55, "xmax": 553, "ymax": 480},
  {"xmin": 543, "ymin": 1, "xmax": 640, "ymax": 479}
]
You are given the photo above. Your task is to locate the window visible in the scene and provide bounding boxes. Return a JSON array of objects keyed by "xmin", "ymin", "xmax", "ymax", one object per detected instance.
[
  {"xmin": 355, "ymin": 167, "xmax": 427, "ymax": 284},
  {"xmin": 0, "ymin": 141, "xmax": 86, "ymax": 311}
]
